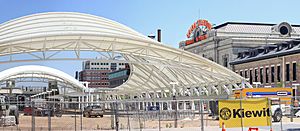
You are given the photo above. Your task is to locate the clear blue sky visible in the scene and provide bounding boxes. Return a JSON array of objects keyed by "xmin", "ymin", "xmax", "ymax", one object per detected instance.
[{"xmin": 1, "ymin": 0, "xmax": 300, "ymax": 76}]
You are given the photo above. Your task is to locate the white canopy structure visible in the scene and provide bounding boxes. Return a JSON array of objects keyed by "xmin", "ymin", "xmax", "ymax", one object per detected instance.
[
  {"xmin": 0, "ymin": 65, "xmax": 87, "ymax": 92},
  {"xmin": 0, "ymin": 12, "xmax": 250, "ymax": 98}
]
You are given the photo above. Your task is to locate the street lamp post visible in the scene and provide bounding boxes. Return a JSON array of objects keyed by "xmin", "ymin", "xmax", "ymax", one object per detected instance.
[
  {"xmin": 291, "ymin": 83, "xmax": 299, "ymax": 122},
  {"xmin": 170, "ymin": 81, "xmax": 178, "ymax": 128},
  {"xmin": 51, "ymin": 89, "xmax": 58, "ymax": 116}
]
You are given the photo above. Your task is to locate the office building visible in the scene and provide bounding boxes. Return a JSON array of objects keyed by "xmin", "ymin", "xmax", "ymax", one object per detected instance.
[{"xmin": 79, "ymin": 60, "xmax": 127, "ymax": 88}]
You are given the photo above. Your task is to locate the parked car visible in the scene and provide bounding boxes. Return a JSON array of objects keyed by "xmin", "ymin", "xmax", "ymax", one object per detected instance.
[
  {"xmin": 83, "ymin": 105, "xmax": 104, "ymax": 118},
  {"xmin": 23, "ymin": 106, "xmax": 46, "ymax": 116}
]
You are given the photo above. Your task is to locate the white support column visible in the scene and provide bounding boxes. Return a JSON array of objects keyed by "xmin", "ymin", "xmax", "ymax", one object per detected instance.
[
  {"xmin": 191, "ymin": 100, "xmax": 195, "ymax": 110},
  {"xmin": 168, "ymin": 102, "xmax": 172, "ymax": 110},
  {"xmin": 81, "ymin": 96, "xmax": 84, "ymax": 109},
  {"xmin": 207, "ymin": 85, "xmax": 212, "ymax": 95},
  {"xmin": 91, "ymin": 94, "xmax": 94, "ymax": 105},
  {"xmin": 160, "ymin": 102, "xmax": 163, "ymax": 111},
  {"xmin": 183, "ymin": 101, "xmax": 187, "ymax": 110},
  {"xmin": 85, "ymin": 95, "xmax": 88, "ymax": 106},
  {"xmin": 96, "ymin": 94, "xmax": 99, "ymax": 102},
  {"xmin": 122, "ymin": 103, "xmax": 125, "ymax": 110},
  {"xmin": 78, "ymin": 96, "xmax": 81, "ymax": 109}
]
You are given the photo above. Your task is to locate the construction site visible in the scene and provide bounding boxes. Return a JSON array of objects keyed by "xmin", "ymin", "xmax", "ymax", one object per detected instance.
[{"xmin": 0, "ymin": 11, "xmax": 300, "ymax": 131}]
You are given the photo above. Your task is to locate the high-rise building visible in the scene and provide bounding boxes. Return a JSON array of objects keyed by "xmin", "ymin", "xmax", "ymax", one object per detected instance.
[{"xmin": 79, "ymin": 60, "xmax": 127, "ymax": 88}]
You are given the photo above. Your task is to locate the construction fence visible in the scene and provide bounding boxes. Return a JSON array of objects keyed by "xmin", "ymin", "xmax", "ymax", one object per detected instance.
[{"xmin": 0, "ymin": 98, "xmax": 299, "ymax": 131}]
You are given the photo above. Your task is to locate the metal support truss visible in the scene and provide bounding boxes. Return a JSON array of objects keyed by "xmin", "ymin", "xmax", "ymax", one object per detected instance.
[{"xmin": 0, "ymin": 12, "xmax": 250, "ymax": 99}]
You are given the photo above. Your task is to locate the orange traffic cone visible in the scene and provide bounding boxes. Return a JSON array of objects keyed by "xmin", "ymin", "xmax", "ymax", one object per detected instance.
[
  {"xmin": 222, "ymin": 122, "xmax": 226, "ymax": 131},
  {"xmin": 248, "ymin": 127, "xmax": 259, "ymax": 131}
]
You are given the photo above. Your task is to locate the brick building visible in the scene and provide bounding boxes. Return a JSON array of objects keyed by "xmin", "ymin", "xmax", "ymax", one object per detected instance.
[
  {"xmin": 79, "ymin": 60, "xmax": 127, "ymax": 88},
  {"xmin": 230, "ymin": 39, "xmax": 300, "ymax": 88},
  {"xmin": 79, "ymin": 70, "xmax": 111, "ymax": 88}
]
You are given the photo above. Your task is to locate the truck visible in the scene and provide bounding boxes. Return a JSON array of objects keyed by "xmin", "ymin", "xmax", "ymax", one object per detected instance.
[
  {"xmin": 23, "ymin": 98, "xmax": 62, "ymax": 117},
  {"xmin": 232, "ymin": 87, "xmax": 295, "ymax": 122},
  {"xmin": 0, "ymin": 95, "xmax": 19, "ymax": 126}
]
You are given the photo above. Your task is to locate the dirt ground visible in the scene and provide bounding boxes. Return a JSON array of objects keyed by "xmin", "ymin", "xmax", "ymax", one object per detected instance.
[
  {"xmin": 1, "ymin": 115, "xmax": 299, "ymax": 131},
  {"xmin": 0, "ymin": 114, "xmax": 219, "ymax": 131}
]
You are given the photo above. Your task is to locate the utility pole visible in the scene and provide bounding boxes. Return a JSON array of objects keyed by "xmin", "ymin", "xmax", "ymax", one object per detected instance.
[{"xmin": 170, "ymin": 81, "xmax": 178, "ymax": 128}]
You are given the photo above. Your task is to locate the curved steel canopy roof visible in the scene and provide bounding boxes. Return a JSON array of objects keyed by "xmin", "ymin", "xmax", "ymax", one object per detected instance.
[
  {"xmin": 0, "ymin": 12, "xmax": 247, "ymax": 96},
  {"xmin": 0, "ymin": 65, "xmax": 87, "ymax": 91}
]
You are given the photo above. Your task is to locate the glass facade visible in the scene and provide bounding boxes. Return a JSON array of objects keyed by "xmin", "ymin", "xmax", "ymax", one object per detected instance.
[{"xmin": 108, "ymin": 70, "xmax": 128, "ymax": 79}]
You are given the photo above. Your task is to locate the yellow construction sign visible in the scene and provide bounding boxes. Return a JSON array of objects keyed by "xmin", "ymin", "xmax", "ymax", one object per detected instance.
[{"xmin": 219, "ymin": 98, "xmax": 271, "ymax": 128}]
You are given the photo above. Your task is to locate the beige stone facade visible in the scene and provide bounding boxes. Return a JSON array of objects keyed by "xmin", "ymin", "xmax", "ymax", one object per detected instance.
[{"xmin": 181, "ymin": 22, "xmax": 300, "ymax": 70}]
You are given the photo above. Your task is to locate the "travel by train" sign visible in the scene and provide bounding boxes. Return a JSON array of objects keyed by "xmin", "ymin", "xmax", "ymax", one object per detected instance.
[{"xmin": 185, "ymin": 19, "xmax": 212, "ymax": 45}]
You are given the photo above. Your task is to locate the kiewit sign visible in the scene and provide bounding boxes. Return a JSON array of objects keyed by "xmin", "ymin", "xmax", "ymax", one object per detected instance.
[{"xmin": 219, "ymin": 98, "xmax": 271, "ymax": 128}]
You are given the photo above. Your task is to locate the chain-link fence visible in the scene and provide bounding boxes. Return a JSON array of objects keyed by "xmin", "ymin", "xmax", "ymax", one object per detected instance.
[
  {"xmin": 0, "ymin": 98, "xmax": 299, "ymax": 131},
  {"xmin": 0, "ymin": 99, "xmax": 217, "ymax": 131}
]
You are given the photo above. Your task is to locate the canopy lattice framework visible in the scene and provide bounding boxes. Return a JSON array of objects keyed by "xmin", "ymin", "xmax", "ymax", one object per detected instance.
[{"xmin": 0, "ymin": 12, "xmax": 250, "ymax": 98}]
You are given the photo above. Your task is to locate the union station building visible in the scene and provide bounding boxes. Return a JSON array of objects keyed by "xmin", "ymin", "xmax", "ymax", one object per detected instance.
[{"xmin": 180, "ymin": 21, "xmax": 300, "ymax": 70}]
